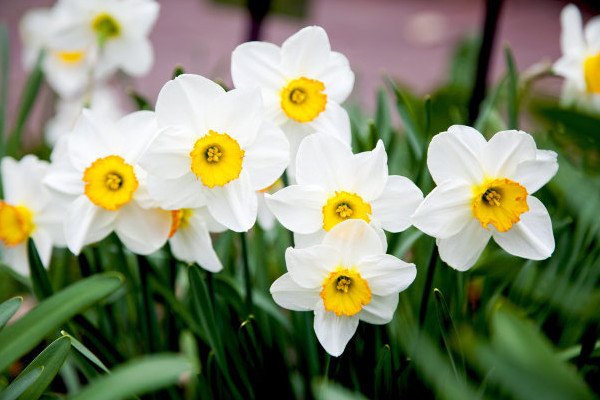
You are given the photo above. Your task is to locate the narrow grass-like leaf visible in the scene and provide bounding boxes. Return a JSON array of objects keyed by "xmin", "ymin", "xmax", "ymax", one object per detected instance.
[
  {"xmin": 387, "ymin": 77, "xmax": 423, "ymax": 160},
  {"xmin": 504, "ymin": 46, "xmax": 519, "ymax": 129},
  {"xmin": 172, "ymin": 65, "xmax": 185, "ymax": 79},
  {"xmin": 6, "ymin": 50, "xmax": 44, "ymax": 157},
  {"xmin": 0, "ymin": 273, "xmax": 123, "ymax": 372},
  {"xmin": 473, "ymin": 76, "xmax": 506, "ymax": 133},
  {"xmin": 433, "ymin": 288, "xmax": 464, "ymax": 380},
  {"xmin": 375, "ymin": 89, "xmax": 392, "ymax": 147},
  {"xmin": 126, "ymin": 89, "xmax": 152, "ymax": 111},
  {"xmin": 0, "ymin": 23, "xmax": 9, "ymax": 164},
  {"xmin": 61, "ymin": 331, "xmax": 109, "ymax": 374},
  {"xmin": 15, "ymin": 336, "xmax": 71, "ymax": 400},
  {"xmin": 67, "ymin": 355, "xmax": 190, "ymax": 400},
  {"xmin": 0, "ymin": 297, "xmax": 22, "ymax": 330},
  {"xmin": 374, "ymin": 345, "xmax": 392, "ymax": 399},
  {"xmin": 28, "ymin": 238, "xmax": 54, "ymax": 300},
  {"xmin": 0, "ymin": 367, "xmax": 43, "ymax": 400}
]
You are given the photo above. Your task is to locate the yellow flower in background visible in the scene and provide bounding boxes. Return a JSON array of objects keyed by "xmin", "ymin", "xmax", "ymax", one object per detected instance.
[
  {"xmin": 554, "ymin": 4, "xmax": 600, "ymax": 111},
  {"xmin": 44, "ymin": 110, "xmax": 171, "ymax": 255},
  {"xmin": 411, "ymin": 125, "xmax": 558, "ymax": 271},
  {"xmin": 0, "ymin": 156, "xmax": 66, "ymax": 276},
  {"xmin": 270, "ymin": 220, "xmax": 416, "ymax": 357}
]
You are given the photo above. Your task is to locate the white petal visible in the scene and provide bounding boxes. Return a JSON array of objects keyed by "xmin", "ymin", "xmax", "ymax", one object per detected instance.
[
  {"xmin": 281, "ymin": 26, "xmax": 331, "ymax": 78},
  {"xmin": 285, "ymin": 244, "xmax": 340, "ymax": 289},
  {"xmin": 265, "ymin": 185, "xmax": 327, "ymax": 234},
  {"xmin": 192, "ymin": 206, "xmax": 227, "ymax": 233},
  {"xmin": 138, "ymin": 126, "xmax": 196, "ymax": 180},
  {"xmin": 205, "ymin": 174, "xmax": 257, "ymax": 232},
  {"xmin": 560, "ymin": 4, "xmax": 585, "ymax": 57},
  {"xmin": 4, "ymin": 244, "xmax": 29, "ymax": 276},
  {"xmin": 314, "ymin": 302, "xmax": 359, "ymax": 357},
  {"xmin": 115, "ymin": 203, "xmax": 170, "ymax": 255},
  {"xmin": 491, "ymin": 196, "xmax": 554, "ymax": 260},
  {"xmin": 295, "ymin": 133, "xmax": 353, "ymax": 191},
  {"xmin": 231, "ymin": 41, "xmax": 285, "ymax": 91},
  {"xmin": 348, "ymin": 140, "xmax": 388, "ymax": 200},
  {"xmin": 121, "ymin": 0, "xmax": 159, "ymax": 37},
  {"xmin": 308, "ymin": 101, "xmax": 351, "ymax": 145},
  {"xmin": 118, "ymin": 110, "xmax": 159, "ymax": 162},
  {"xmin": 585, "ymin": 15, "xmax": 600, "ymax": 51},
  {"xmin": 155, "ymin": 74, "xmax": 224, "ymax": 132},
  {"xmin": 323, "ymin": 220, "xmax": 386, "ymax": 266},
  {"xmin": 293, "ymin": 231, "xmax": 325, "ymax": 249},
  {"xmin": 371, "ymin": 175, "xmax": 423, "ymax": 232},
  {"xmin": 205, "ymin": 88, "xmax": 263, "ymax": 147},
  {"xmin": 2, "ymin": 155, "xmax": 49, "ymax": 210},
  {"xmin": 513, "ymin": 150, "xmax": 558, "ymax": 194},
  {"xmin": 44, "ymin": 154, "xmax": 83, "ymax": 197},
  {"xmin": 107, "ymin": 38, "xmax": 153, "ymax": 76},
  {"xmin": 64, "ymin": 196, "xmax": 116, "ymax": 255},
  {"xmin": 437, "ymin": 218, "xmax": 491, "ymax": 271},
  {"xmin": 359, "ymin": 294, "xmax": 399, "ymax": 325},
  {"xmin": 318, "ymin": 51, "xmax": 354, "ymax": 104},
  {"xmin": 31, "ymin": 229, "xmax": 54, "ymax": 268},
  {"xmin": 427, "ymin": 125, "xmax": 486, "ymax": 185},
  {"xmin": 358, "ymin": 254, "xmax": 416, "ymax": 296},
  {"xmin": 411, "ymin": 180, "xmax": 473, "ymax": 239},
  {"xmin": 242, "ymin": 121, "xmax": 289, "ymax": 190},
  {"xmin": 146, "ymin": 173, "xmax": 207, "ymax": 210},
  {"xmin": 68, "ymin": 110, "xmax": 122, "ymax": 171},
  {"xmin": 270, "ymin": 273, "xmax": 321, "ymax": 311},
  {"xmin": 256, "ymin": 193, "xmax": 275, "ymax": 230},
  {"xmin": 169, "ymin": 212, "xmax": 222, "ymax": 272},
  {"xmin": 482, "ymin": 130, "xmax": 537, "ymax": 179}
]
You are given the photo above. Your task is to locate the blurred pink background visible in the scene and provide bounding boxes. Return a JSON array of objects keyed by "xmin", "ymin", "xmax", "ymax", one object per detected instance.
[{"xmin": 1, "ymin": 0, "xmax": 598, "ymax": 144}]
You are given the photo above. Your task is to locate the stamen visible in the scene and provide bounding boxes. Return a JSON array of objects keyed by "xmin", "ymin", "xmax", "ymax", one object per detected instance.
[
  {"xmin": 105, "ymin": 173, "xmax": 123, "ymax": 190},
  {"xmin": 289, "ymin": 88, "xmax": 306, "ymax": 104},
  {"xmin": 335, "ymin": 203, "xmax": 353, "ymax": 218},
  {"xmin": 484, "ymin": 189, "xmax": 501, "ymax": 206},
  {"xmin": 336, "ymin": 276, "xmax": 351, "ymax": 293},
  {"xmin": 206, "ymin": 146, "xmax": 222, "ymax": 163}
]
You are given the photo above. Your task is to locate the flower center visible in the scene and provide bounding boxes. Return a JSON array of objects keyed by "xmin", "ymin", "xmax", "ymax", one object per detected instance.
[
  {"xmin": 584, "ymin": 51, "xmax": 600, "ymax": 94},
  {"xmin": 83, "ymin": 155, "xmax": 138, "ymax": 211},
  {"xmin": 55, "ymin": 50, "xmax": 85, "ymax": 65},
  {"xmin": 190, "ymin": 130, "xmax": 245, "ymax": 188},
  {"xmin": 169, "ymin": 208, "xmax": 193, "ymax": 238},
  {"xmin": 472, "ymin": 178, "xmax": 529, "ymax": 232},
  {"xmin": 92, "ymin": 13, "xmax": 120, "ymax": 42},
  {"xmin": 322, "ymin": 191, "xmax": 372, "ymax": 231},
  {"xmin": 320, "ymin": 268, "xmax": 372, "ymax": 317},
  {"xmin": 280, "ymin": 77, "xmax": 327, "ymax": 123},
  {"xmin": 0, "ymin": 202, "xmax": 35, "ymax": 247}
]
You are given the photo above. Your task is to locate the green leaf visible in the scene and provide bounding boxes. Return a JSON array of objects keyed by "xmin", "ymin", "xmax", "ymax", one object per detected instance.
[
  {"xmin": 28, "ymin": 239, "xmax": 54, "ymax": 300},
  {"xmin": 375, "ymin": 89, "xmax": 392, "ymax": 148},
  {"xmin": 473, "ymin": 75, "xmax": 506, "ymax": 133},
  {"xmin": 14, "ymin": 336, "xmax": 71, "ymax": 400},
  {"xmin": 126, "ymin": 89, "xmax": 152, "ymax": 111},
  {"xmin": 0, "ymin": 297, "xmax": 22, "ymax": 330},
  {"xmin": 374, "ymin": 345, "xmax": 392, "ymax": 399},
  {"xmin": 0, "ymin": 23, "xmax": 9, "ymax": 165},
  {"xmin": 387, "ymin": 77, "xmax": 423, "ymax": 160},
  {"xmin": 311, "ymin": 377, "xmax": 369, "ymax": 400},
  {"xmin": 433, "ymin": 288, "xmax": 464, "ymax": 380},
  {"xmin": 504, "ymin": 46, "xmax": 519, "ymax": 129},
  {"xmin": 60, "ymin": 331, "xmax": 109, "ymax": 374},
  {"xmin": 0, "ymin": 273, "xmax": 124, "ymax": 372},
  {"xmin": 67, "ymin": 354, "xmax": 190, "ymax": 400},
  {"xmin": 172, "ymin": 65, "xmax": 185, "ymax": 79},
  {"xmin": 0, "ymin": 367, "xmax": 43, "ymax": 400},
  {"xmin": 6, "ymin": 50, "xmax": 45, "ymax": 157}
]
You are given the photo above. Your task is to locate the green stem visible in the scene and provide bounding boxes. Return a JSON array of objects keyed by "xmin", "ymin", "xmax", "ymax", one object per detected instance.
[
  {"xmin": 240, "ymin": 232, "xmax": 253, "ymax": 314},
  {"xmin": 419, "ymin": 244, "xmax": 439, "ymax": 326}
]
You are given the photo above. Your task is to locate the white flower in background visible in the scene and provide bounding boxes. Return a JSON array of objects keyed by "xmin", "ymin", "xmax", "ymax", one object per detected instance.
[
  {"xmin": 45, "ymin": 84, "xmax": 125, "ymax": 146},
  {"xmin": 231, "ymin": 26, "xmax": 354, "ymax": 164},
  {"xmin": 270, "ymin": 220, "xmax": 416, "ymax": 357},
  {"xmin": 266, "ymin": 134, "xmax": 423, "ymax": 247},
  {"xmin": 256, "ymin": 178, "xmax": 284, "ymax": 231},
  {"xmin": 138, "ymin": 74, "xmax": 289, "ymax": 232},
  {"xmin": 54, "ymin": 0, "xmax": 160, "ymax": 79},
  {"xmin": 20, "ymin": 3, "xmax": 100, "ymax": 98},
  {"xmin": 44, "ymin": 110, "xmax": 171, "ymax": 255},
  {"xmin": 411, "ymin": 125, "xmax": 558, "ymax": 271},
  {"xmin": 0, "ymin": 155, "xmax": 66, "ymax": 276},
  {"xmin": 553, "ymin": 4, "xmax": 600, "ymax": 111},
  {"xmin": 168, "ymin": 207, "xmax": 225, "ymax": 273}
]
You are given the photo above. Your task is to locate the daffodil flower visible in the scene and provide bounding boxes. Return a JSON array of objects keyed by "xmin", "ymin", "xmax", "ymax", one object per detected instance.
[
  {"xmin": 270, "ymin": 219, "xmax": 416, "ymax": 357},
  {"xmin": 138, "ymin": 74, "xmax": 289, "ymax": 232},
  {"xmin": 168, "ymin": 207, "xmax": 225, "ymax": 273},
  {"xmin": 411, "ymin": 125, "xmax": 558, "ymax": 271},
  {"xmin": 0, "ymin": 156, "xmax": 66, "ymax": 276},
  {"xmin": 553, "ymin": 4, "xmax": 600, "ymax": 110},
  {"xmin": 231, "ymin": 26, "xmax": 354, "ymax": 166},
  {"xmin": 266, "ymin": 134, "xmax": 423, "ymax": 247},
  {"xmin": 44, "ymin": 110, "xmax": 171, "ymax": 255}
]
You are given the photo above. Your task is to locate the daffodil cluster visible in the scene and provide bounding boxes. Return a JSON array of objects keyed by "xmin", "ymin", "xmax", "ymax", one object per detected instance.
[{"xmin": 3, "ymin": 12, "xmax": 565, "ymax": 359}]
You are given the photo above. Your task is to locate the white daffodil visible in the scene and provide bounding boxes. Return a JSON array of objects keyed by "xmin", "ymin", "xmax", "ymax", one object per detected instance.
[
  {"xmin": 44, "ymin": 109, "xmax": 171, "ymax": 255},
  {"xmin": 0, "ymin": 155, "xmax": 66, "ymax": 276},
  {"xmin": 20, "ymin": 3, "xmax": 100, "ymax": 98},
  {"xmin": 138, "ymin": 74, "xmax": 289, "ymax": 232},
  {"xmin": 270, "ymin": 219, "xmax": 416, "ymax": 357},
  {"xmin": 168, "ymin": 207, "xmax": 225, "ymax": 273},
  {"xmin": 45, "ymin": 84, "xmax": 125, "ymax": 146},
  {"xmin": 256, "ymin": 178, "xmax": 284, "ymax": 231},
  {"xmin": 231, "ymin": 26, "xmax": 354, "ymax": 164},
  {"xmin": 265, "ymin": 134, "xmax": 423, "ymax": 247},
  {"xmin": 553, "ymin": 4, "xmax": 600, "ymax": 111},
  {"xmin": 411, "ymin": 125, "xmax": 558, "ymax": 271}
]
